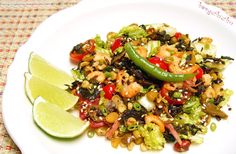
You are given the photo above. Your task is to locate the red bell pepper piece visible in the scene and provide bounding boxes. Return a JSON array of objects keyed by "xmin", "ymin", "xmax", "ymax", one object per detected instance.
[
  {"xmin": 111, "ymin": 38, "xmax": 122, "ymax": 52},
  {"xmin": 148, "ymin": 56, "xmax": 169, "ymax": 71},
  {"xmin": 103, "ymin": 84, "xmax": 116, "ymax": 100}
]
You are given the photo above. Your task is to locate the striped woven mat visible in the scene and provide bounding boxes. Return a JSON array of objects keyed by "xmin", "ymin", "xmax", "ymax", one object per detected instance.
[{"xmin": 0, "ymin": 0, "xmax": 235, "ymax": 153}]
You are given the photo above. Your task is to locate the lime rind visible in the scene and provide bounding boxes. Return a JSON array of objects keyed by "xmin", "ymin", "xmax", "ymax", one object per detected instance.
[
  {"xmin": 25, "ymin": 72, "xmax": 78, "ymax": 110},
  {"xmin": 28, "ymin": 52, "xmax": 74, "ymax": 89},
  {"xmin": 25, "ymin": 73, "xmax": 36, "ymax": 103},
  {"xmin": 33, "ymin": 97, "xmax": 89, "ymax": 138}
]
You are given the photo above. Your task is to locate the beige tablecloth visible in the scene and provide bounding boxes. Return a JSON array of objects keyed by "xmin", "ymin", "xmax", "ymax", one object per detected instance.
[{"xmin": 0, "ymin": 0, "xmax": 235, "ymax": 153}]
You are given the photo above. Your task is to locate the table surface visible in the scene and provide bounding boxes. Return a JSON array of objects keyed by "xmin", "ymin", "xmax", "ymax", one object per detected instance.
[{"xmin": 0, "ymin": 0, "xmax": 235, "ymax": 153}]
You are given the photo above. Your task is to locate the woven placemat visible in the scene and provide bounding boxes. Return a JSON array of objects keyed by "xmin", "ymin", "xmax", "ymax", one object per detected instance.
[
  {"xmin": 202, "ymin": 0, "xmax": 236, "ymax": 18},
  {"xmin": 0, "ymin": 0, "xmax": 235, "ymax": 153},
  {"xmin": 0, "ymin": 1, "xmax": 80, "ymax": 153}
]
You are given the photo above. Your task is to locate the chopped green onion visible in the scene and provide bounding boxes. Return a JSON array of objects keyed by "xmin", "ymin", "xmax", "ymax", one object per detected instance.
[
  {"xmin": 173, "ymin": 91, "xmax": 182, "ymax": 98},
  {"xmin": 210, "ymin": 122, "xmax": 217, "ymax": 132},
  {"xmin": 104, "ymin": 66, "xmax": 113, "ymax": 72},
  {"xmin": 114, "ymin": 47, "xmax": 123, "ymax": 53},
  {"xmin": 99, "ymin": 105, "xmax": 108, "ymax": 116},
  {"xmin": 140, "ymin": 85, "xmax": 155, "ymax": 93},
  {"xmin": 133, "ymin": 102, "xmax": 141, "ymax": 111},
  {"xmin": 127, "ymin": 124, "xmax": 139, "ymax": 131},
  {"xmin": 87, "ymin": 130, "xmax": 95, "ymax": 138},
  {"xmin": 169, "ymin": 50, "xmax": 175, "ymax": 55},
  {"xmin": 104, "ymin": 72, "xmax": 112, "ymax": 78},
  {"xmin": 119, "ymin": 125, "xmax": 127, "ymax": 132},
  {"xmin": 204, "ymin": 44, "xmax": 210, "ymax": 50},
  {"xmin": 71, "ymin": 69, "xmax": 85, "ymax": 81},
  {"xmin": 207, "ymin": 98, "xmax": 214, "ymax": 104}
]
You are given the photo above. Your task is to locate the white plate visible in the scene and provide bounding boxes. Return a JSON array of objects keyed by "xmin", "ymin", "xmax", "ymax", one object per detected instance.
[{"xmin": 2, "ymin": 0, "xmax": 236, "ymax": 154}]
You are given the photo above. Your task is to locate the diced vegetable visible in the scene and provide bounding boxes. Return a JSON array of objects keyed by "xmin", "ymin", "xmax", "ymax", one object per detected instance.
[
  {"xmin": 138, "ymin": 95, "xmax": 155, "ymax": 111},
  {"xmin": 139, "ymin": 123, "xmax": 166, "ymax": 150},
  {"xmin": 218, "ymin": 89, "xmax": 233, "ymax": 107},
  {"xmin": 65, "ymin": 23, "xmax": 233, "ymax": 152},
  {"xmin": 183, "ymin": 96, "xmax": 201, "ymax": 114},
  {"xmin": 146, "ymin": 40, "xmax": 161, "ymax": 57},
  {"xmin": 119, "ymin": 24, "xmax": 147, "ymax": 39}
]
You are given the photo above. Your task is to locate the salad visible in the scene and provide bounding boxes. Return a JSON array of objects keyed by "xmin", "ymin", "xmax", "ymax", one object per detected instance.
[{"xmin": 67, "ymin": 23, "xmax": 233, "ymax": 152}]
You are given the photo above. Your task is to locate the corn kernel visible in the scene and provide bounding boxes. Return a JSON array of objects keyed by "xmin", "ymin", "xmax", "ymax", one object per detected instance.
[
  {"xmin": 105, "ymin": 112, "xmax": 119, "ymax": 123},
  {"xmin": 127, "ymin": 142, "xmax": 135, "ymax": 151},
  {"xmin": 127, "ymin": 102, "xmax": 133, "ymax": 110},
  {"xmin": 111, "ymin": 137, "xmax": 120, "ymax": 148},
  {"xmin": 117, "ymin": 103, "xmax": 127, "ymax": 113},
  {"xmin": 140, "ymin": 143, "xmax": 148, "ymax": 152}
]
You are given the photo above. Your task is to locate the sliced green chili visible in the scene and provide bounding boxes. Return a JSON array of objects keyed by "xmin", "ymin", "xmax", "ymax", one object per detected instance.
[
  {"xmin": 99, "ymin": 105, "xmax": 108, "ymax": 116},
  {"xmin": 124, "ymin": 43, "xmax": 195, "ymax": 82},
  {"xmin": 87, "ymin": 129, "xmax": 95, "ymax": 138},
  {"xmin": 210, "ymin": 122, "xmax": 217, "ymax": 132},
  {"xmin": 173, "ymin": 91, "xmax": 182, "ymax": 98},
  {"xmin": 127, "ymin": 124, "xmax": 139, "ymax": 131},
  {"xmin": 119, "ymin": 125, "xmax": 127, "ymax": 132},
  {"xmin": 133, "ymin": 102, "xmax": 141, "ymax": 111}
]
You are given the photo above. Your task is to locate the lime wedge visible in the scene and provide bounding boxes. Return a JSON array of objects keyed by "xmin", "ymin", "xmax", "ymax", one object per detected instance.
[
  {"xmin": 33, "ymin": 97, "xmax": 89, "ymax": 138},
  {"xmin": 28, "ymin": 52, "xmax": 74, "ymax": 89},
  {"xmin": 25, "ymin": 72, "xmax": 78, "ymax": 110}
]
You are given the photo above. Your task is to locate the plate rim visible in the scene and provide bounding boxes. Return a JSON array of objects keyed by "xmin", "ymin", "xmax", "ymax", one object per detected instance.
[{"xmin": 2, "ymin": 0, "xmax": 236, "ymax": 153}]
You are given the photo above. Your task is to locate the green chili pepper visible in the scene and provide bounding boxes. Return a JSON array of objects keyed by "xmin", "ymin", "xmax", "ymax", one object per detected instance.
[{"xmin": 124, "ymin": 43, "xmax": 195, "ymax": 82}]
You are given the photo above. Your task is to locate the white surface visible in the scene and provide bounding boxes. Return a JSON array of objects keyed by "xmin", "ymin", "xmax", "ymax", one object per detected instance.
[{"xmin": 2, "ymin": 0, "xmax": 236, "ymax": 154}]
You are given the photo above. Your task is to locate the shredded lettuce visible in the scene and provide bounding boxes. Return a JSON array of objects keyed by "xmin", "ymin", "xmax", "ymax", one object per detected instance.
[
  {"xmin": 118, "ymin": 24, "xmax": 147, "ymax": 39},
  {"xmin": 145, "ymin": 24, "xmax": 177, "ymax": 36},
  {"xmin": 145, "ymin": 23, "xmax": 164, "ymax": 30},
  {"xmin": 183, "ymin": 96, "xmax": 201, "ymax": 114},
  {"xmin": 94, "ymin": 35, "xmax": 105, "ymax": 48},
  {"xmin": 138, "ymin": 95, "xmax": 155, "ymax": 111},
  {"xmin": 99, "ymin": 91, "xmax": 109, "ymax": 106},
  {"xmin": 218, "ymin": 89, "xmax": 233, "ymax": 107},
  {"xmin": 94, "ymin": 35, "xmax": 112, "ymax": 55},
  {"xmin": 139, "ymin": 123, "xmax": 166, "ymax": 150},
  {"xmin": 71, "ymin": 69, "xmax": 85, "ymax": 81},
  {"xmin": 177, "ymin": 107, "xmax": 206, "ymax": 126},
  {"xmin": 192, "ymin": 41, "xmax": 216, "ymax": 57},
  {"xmin": 95, "ymin": 46, "xmax": 112, "ymax": 55},
  {"xmin": 189, "ymin": 133, "xmax": 204, "ymax": 144},
  {"xmin": 195, "ymin": 54, "xmax": 203, "ymax": 63},
  {"xmin": 174, "ymin": 96, "xmax": 207, "ymax": 140},
  {"xmin": 159, "ymin": 25, "xmax": 177, "ymax": 37},
  {"xmin": 146, "ymin": 40, "xmax": 161, "ymax": 58},
  {"xmin": 179, "ymin": 53, "xmax": 188, "ymax": 66}
]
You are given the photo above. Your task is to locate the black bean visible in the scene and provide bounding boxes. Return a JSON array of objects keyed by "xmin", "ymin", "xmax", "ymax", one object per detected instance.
[
  {"xmin": 139, "ymin": 24, "xmax": 146, "ymax": 30},
  {"xmin": 163, "ymin": 130, "xmax": 175, "ymax": 142},
  {"xmin": 213, "ymin": 78, "xmax": 223, "ymax": 84},
  {"xmin": 164, "ymin": 34, "xmax": 171, "ymax": 41},
  {"xmin": 79, "ymin": 86, "xmax": 100, "ymax": 100},
  {"xmin": 214, "ymin": 95, "xmax": 225, "ymax": 106},
  {"xmin": 168, "ymin": 105, "xmax": 183, "ymax": 117},
  {"xmin": 121, "ymin": 108, "xmax": 147, "ymax": 124},
  {"xmin": 73, "ymin": 44, "xmax": 82, "ymax": 53},
  {"xmin": 159, "ymin": 30, "xmax": 166, "ymax": 36},
  {"xmin": 186, "ymin": 54, "xmax": 192, "ymax": 63}
]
